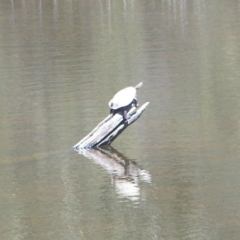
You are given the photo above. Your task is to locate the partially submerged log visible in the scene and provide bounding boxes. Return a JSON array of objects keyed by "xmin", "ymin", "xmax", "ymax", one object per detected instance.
[{"xmin": 72, "ymin": 102, "xmax": 149, "ymax": 151}]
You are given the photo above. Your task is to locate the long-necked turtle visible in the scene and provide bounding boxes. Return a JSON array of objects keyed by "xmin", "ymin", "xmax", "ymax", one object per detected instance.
[{"xmin": 108, "ymin": 82, "xmax": 143, "ymax": 119}]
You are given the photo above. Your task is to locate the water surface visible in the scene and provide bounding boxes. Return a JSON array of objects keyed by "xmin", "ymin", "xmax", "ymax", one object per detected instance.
[{"xmin": 0, "ymin": 0, "xmax": 240, "ymax": 239}]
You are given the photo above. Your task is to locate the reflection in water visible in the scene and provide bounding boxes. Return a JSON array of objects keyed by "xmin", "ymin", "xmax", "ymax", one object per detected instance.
[
  {"xmin": 80, "ymin": 147, "xmax": 151, "ymax": 201},
  {"xmin": 39, "ymin": 0, "xmax": 42, "ymax": 27},
  {"xmin": 10, "ymin": 0, "xmax": 15, "ymax": 23},
  {"xmin": 1, "ymin": 0, "xmax": 240, "ymax": 239},
  {"xmin": 53, "ymin": 0, "xmax": 59, "ymax": 22}
]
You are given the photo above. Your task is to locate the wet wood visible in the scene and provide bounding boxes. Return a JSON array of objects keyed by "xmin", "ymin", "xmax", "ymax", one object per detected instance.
[{"xmin": 72, "ymin": 102, "xmax": 149, "ymax": 151}]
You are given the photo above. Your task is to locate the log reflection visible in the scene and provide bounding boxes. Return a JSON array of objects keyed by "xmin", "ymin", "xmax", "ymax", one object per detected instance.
[{"xmin": 79, "ymin": 147, "xmax": 151, "ymax": 201}]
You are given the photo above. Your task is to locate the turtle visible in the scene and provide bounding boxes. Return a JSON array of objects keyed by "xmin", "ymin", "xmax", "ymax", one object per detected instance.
[{"xmin": 108, "ymin": 82, "xmax": 143, "ymax": 119}]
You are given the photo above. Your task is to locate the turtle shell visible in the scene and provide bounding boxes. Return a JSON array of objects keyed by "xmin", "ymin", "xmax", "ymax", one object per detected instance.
[{"xmin": 109, "ymin": 87, "xmax": 136, "ymax": 110}]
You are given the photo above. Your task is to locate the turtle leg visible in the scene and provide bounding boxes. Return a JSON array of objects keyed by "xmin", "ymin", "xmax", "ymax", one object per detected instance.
[
  {"xmin": 110, "ymin": 109, "xmax": 114, "ymax": 115},
  {"xmin": 124, "ymin": 109, "xmax": 131, "ymax": 120},
  {"xmin": 133, "ymin": 97, "xmax": 139, "ymax": 107}
]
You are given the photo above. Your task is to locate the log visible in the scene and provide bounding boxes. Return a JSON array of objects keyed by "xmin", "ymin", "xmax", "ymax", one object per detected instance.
[{"xmin": 72, "ymin": 102, "xmax": 149, "ymax": 151}]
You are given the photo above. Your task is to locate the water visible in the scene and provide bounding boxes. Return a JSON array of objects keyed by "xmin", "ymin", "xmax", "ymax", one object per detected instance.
[{"xmin": 0, "ymin": 0, "xmax": 240, "ymax": 239}]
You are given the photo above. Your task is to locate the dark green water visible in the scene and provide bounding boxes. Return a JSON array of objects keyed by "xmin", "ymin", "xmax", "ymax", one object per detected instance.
[{"xmin": 0, "ymin": 0, "xmax": 240, "ymax": 239}]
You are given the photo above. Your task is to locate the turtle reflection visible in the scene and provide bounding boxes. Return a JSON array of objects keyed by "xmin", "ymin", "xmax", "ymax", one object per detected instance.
[{"xmin": 79, "ymin": 146, "xmax": 151, "ymax": 201}]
